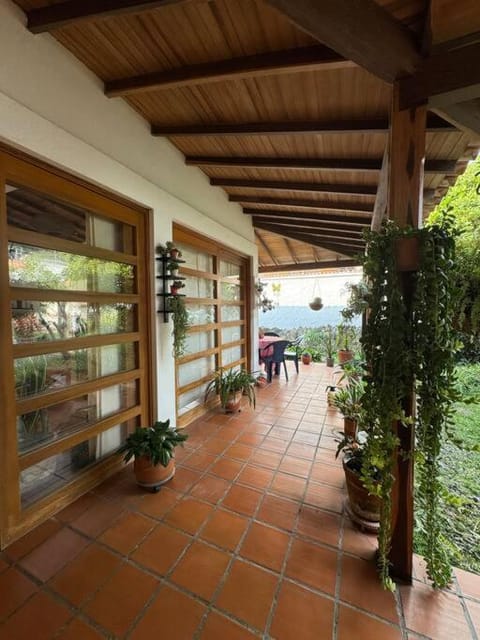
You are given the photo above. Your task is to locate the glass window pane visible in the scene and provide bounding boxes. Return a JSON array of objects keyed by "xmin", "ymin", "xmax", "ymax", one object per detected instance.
[
  {"xmin": 9, "ymin": 243, "xmax": 135, "ymax": 293},
  {"xmin": 178, "ymin": 356, "xmax": 215, "ymax": 387},
  {"xmin": 221, "ymin": 305, "xmax": 241, "ymax": 322},
  {"xmin": 11, "ymin": 302, "xmax": 136, "ymax": 343},
  {"xmin": 187, "ymin": 305, "xmax": 216, "ymax": 326},
  {"xmin": 6, "ymin": 184, "xmax": 135, "ymax": 251},
  {"xmin": 178, "ymin": 383, "xmax": 209, "ymax": 416},
  {"xmin": 221, "ymin": 282, "xmax": 241, "ymax": 301},
  {"xmin": 220, "ymin": 260, "xmax": 241, "ymax": 278},
  {"xmin": 20, "ymin": 421, "xmax": 133, "ymax": 508},
  {"xmin": 222, "ymin": 345, "xmax": 243, "ymax": 365},
  {"xmin": 17, "ymin": 380, "xmax": 138, "ymax": 454},
  {"xmin": 184, "ymin": 276, "xmax": 214, "ymax": 298},
  {"xmin": 175, "ymin": 243, "xmax": 213, "ymax": 272},
  {"xmin": 184, "ymin": 331, "xmax": 215, "ymax": 356},
  {"xmin": 221, "ymin": 325, "xmax": 243, "ymax": 344},
  {"xmin": 15, "ymin": 344, "xmax": 137, "ymax": 400}
]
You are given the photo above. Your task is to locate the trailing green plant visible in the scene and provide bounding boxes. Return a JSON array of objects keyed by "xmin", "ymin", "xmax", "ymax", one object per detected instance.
[
  {"xmin": 118, "ymin": 419, "xmax": 188, "ymax": 467},
  {"xmin": 169, "ymin": 296, "xmax": 190, "ymax": 359},
  {"xmin": 360, "ymin": 215, "xmax": 458, "ymax": 590},
  {"xmin": 205, "ymin": 368, "xmax": 256, "ymax": 409}
]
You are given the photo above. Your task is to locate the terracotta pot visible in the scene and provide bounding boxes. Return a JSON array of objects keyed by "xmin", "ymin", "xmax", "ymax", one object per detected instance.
[
  {"xmin": 169, "ymin": 248, "xmax": 180, "ymax": 260},
  {"xmin": 256, "ymin": 377, "xmax": 268, "ymax": 388},
  {"xmin": 302, "ymin": 354, "xmax": 312, "ymax": 365},
  {"xmin": 134, "ymin": 456, "xmax": 175, "ymax": 488},
  {"xmin": 344, "ymin": 417, "xmax": 357, "ymax": 439},
  {"xmin": 170, "ymin": 286, "xmax": 179, "ymax": 295},
  {"xmin": 343, "ymin": 459, "xmax": 381, "ymax": 526},
  {"xmin": 326, "ymin": 357, "xmax": 334, "ymax": 367},
  {"xmin": 224, "ymin": 392, "xmax": 241, "ymax": 413},
  {"xmin": 338, "ymin": 349, "xmax": 353, "ymax": 364}
]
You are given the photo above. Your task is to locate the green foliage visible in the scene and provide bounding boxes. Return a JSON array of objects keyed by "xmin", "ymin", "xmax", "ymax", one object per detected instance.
[
  {"xmin": 429, "ymin": 158, "xmax": 480, "ymax": 345},
  {"xmin": 205, "ymin": 368, "xmax": 256, "ymax": 410},
  {"xmin": 169, "ymin": 296, "xmax": 190, "ymax": 359},
  {"xmin": 118, "ymin": 419, "xmax": 188, "ymax": 467},
  {"xmin": 333, "ymin": 379, "xmax": 365, "ymax": 420},
  {"xmin": 360, "ymin": 217, "xmax": 458, "ymax": 590},
  {"xmin": 15, "ymin": 355, "xmax": 49, "ymax": 436}
]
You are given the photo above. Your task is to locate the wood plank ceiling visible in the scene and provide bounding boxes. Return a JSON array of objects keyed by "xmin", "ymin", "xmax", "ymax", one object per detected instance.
[{"xmin": 12, "ymin": 0, "xmax": 479, "ymax": 270}]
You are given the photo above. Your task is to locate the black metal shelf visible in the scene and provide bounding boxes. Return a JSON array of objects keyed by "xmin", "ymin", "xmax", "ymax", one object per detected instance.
[{"xmin": 156, "ymin": 250, "xmax": 187, "ymax": 321}]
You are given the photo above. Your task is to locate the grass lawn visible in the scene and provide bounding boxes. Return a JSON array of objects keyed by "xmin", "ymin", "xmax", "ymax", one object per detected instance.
[{"xmin": 414, "ymin": 364, "xmax": 480, "ymax": 575}]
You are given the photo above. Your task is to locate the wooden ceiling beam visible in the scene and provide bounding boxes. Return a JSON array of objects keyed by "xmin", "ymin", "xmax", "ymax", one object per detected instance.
[
  {"xmin": 243, "ymin": 208, "xmax": 371, "ymax": 226},
  {"xmin": 284, "ymin": 238, "xmax": 298, "ymax": 263},
  {"xmin": 254, "ymin": 221, "xmax": 365, "ymax": 247},
  {"xmin": 26, "ymin": 0, "xmax": 192, "ymax": 33},
  {"xmin": 106, "ymin": 45, "xmax": 351, "ymax": 97},
  {"xmin": 186, "ymin": 156, "xmax": 456, "ymax": 174},
  {"xmin": 399, "ymin": 41, "xmax": 480, "ymax": 109},
  {"xmin": 432, "ymin": 102, "xmax": 480, "ymax": 137},
  {"xmin": 254, "ymin": 230, "xmax": 278, "ymax": 266},
  {"xmin": 252, "ymin": 216, "xmax": 364, "ymax": 236},
  {"xmin": 260, "ymin": 259, "xmax": 359, "ymax": 272},
  {"xmin": 153, "ymin": 113, "xmax": 455, "ymax": 137},
  {"xmin": 211, "ymin": 178, "xmax": 377, "ymax": 196},
  {"xmin": 265, "ymin": 0, "xmax": 421, "ymax": 83},
  {"xmin": 229, "ymin": 195, "xmax": 373, "ymax": 213},
  {"xmin": 254, "ymin": 224, "xmax": 362, "ymax": 258}
]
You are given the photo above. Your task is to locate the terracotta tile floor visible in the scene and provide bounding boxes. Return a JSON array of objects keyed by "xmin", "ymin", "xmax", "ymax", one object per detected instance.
[{"xmin": 1, "ymin": 363, "xmax": 479, "ymax": 639}]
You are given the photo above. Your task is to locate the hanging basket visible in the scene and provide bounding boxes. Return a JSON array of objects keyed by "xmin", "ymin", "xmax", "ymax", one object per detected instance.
[{"xmin": 309, "ymin": 296, "xmax": 323, "ymax": 311}]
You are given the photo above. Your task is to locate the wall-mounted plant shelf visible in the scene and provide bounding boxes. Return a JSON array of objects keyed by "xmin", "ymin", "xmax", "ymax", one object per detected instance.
[{"xmin": 156, "ymin": 254, "xmax": 186, "ymax": 322}]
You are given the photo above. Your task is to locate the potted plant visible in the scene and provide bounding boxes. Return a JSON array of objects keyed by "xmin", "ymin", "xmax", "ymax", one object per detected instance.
[
  {"xmin": 169, "ymin": 296, "xmax": 190, "ymax": 358},
  {"xmin": 205, "ymin": 368, "xmax": 256, "ymax": 413},
  {"xmin": 337, "ymin": 316, "xmax": 354, "ymax": 363},
  {"xmin": 118, "ymin": 419, "xmax": 188, "ymax": 490},
  {"xmin": 170, "ymin": 280, "xmax": 185, "ymax": 295},
  {"xmin": 158, "ymin": 241, "xmax": 182, "ymax": 260},
  {"xmin": 301, "ymin": 351, "xmax": 312, "ymax": 365},
  {"xmin": 335, "ymin": 431, "xmax": 381, "ymax": 532},
  {"xmin": 326, "ymin": 384, "xmax": 337, "ymax": 407},
  {"xmin": 255, "ymin": 372, "xmax": 268, "ymax": 388},
  {"xmin": 322, "ymin": 325, "xmax": 336, "ymax": 367},
  {"xmin": 333, "ymin": 378, "xmax": 365, "ymax": 438},
  {"xmin": 167, "ymin": 259, "xmax": 181, "ymax": 277}
]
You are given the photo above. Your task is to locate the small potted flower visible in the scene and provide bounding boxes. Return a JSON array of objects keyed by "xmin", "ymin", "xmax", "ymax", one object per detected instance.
[
  {"xmin": 170, "ymin": 280, "xmax": 185, "ymax": 295},
  {"xmin": 118, "ymin": 419, "xmax": 188, "ymax": 490},
  {"xmin": 301, "ymin": 351, "xmax": 312, "ymax": 365}
]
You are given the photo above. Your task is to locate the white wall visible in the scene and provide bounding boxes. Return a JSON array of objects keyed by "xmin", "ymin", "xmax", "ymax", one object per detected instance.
[{"xmin": 0, "ymin": 0, "xmax": 258, "ymax": 425}]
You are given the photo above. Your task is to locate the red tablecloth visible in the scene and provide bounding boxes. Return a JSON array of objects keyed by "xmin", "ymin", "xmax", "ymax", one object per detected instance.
[{"xmin": 258, "ymin": 336, "xmax": 283, "ymax": 361}]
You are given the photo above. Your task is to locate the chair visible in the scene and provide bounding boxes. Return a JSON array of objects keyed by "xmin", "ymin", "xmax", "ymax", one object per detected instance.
[
  {"xmin": 263, "ymin": 331, "xmax": 279, "ymax": 337},
  {"xmin": 284, "ymin": 335, "xmax": 304, "ymax": 374},
  {"xmin": 260, "ymin": 339, "xmax": 291, "ymax": 383}
]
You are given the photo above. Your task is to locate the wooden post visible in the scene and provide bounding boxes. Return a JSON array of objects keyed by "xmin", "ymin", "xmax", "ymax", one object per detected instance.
[{"xmin": 387, "ymin": 84, "xmax": 427, "ymax": 583}]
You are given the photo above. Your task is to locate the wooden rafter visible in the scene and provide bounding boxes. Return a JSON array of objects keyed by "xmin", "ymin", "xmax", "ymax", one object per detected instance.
[
  {"xmin": 260, "ymin": 259, "xmax": 359, "ymax": 272},
  {"xmin": 106, "ymin": 45, "xmax": 351, "ymax": 97},
  {"xmin": 265, "ymin": 0, "xmax": 420, "ymax": 83},
  {"xmin": 211, "ymin": 178, "xmax": 377, "ymax": 196},
  {"xmin": 152, "ymin": 115, "xmax": 456, "ymax": 137},
  {"xmin": 432, "ymin": 102, "xmax": 480, "ymax": 137},
  {"xmin": 284, "ymin": 238, "xmax": 298, "ymax": 263},
  {"xmin": 229, "ymin": 195, "xmax": 373, "ymax": 213},
  {"xmin": 399, "ymin": 41, "xmax": 480, "ymax": 109},
  {"xmin": 243, "ymin": 208, "xmax": 371, "ymax": 226},
  {"xmin": 252, "ymin": 217, "xmax": 365, "ymax": 237},
  {"xmin": 254, "ymin": 221, "xmax": 365, "ymax": 252},
  {"xmin": 27, "ymin": 0, "xmax": 191, "ymax": 33},
  {"xmin": 186, "ymin": 156, "xmax": 456, "ymax": 174},
  {"xmin": 254, "ymin": 229, "xmax": 278, "ymax": 266}
]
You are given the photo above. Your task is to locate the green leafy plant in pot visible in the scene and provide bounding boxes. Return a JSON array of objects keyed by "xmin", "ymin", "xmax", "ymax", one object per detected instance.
[
  {"xmin": 337, "ymin": 312, "xmax": 355, "ymax": 363},
  {"xmin": 322, "ymin": 325, "xmax": 336, "ymax": 366},
  {"xmin": 301, "ymin": 351, "xmax": 312, "ymax": 365},
  {"xmin": 333, "ymin": 378, "xmax": 365, "ymax": 438},
  {"xmin": 205, "ymin": 368, "xmax": 256, "ymax": 413},
  {"xmin": 118, "ymin": 419, "xmax": 188, "ymax": 489}
]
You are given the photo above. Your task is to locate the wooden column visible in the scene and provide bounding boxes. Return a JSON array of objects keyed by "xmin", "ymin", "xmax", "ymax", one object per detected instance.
[{"xmin": 387, "ymin": 84, "xmax": 427, "ymax": 583}]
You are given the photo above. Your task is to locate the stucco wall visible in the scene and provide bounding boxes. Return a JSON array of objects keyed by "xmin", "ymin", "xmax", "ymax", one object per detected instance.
[{"xmin": 0, "ymin": 0, "xmax": 259, "ymax": 425}]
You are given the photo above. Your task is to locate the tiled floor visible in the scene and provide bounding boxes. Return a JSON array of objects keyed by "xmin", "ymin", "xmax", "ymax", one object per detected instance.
[{"xmin": 1, "ymin": 363, "xmax": 479, "ymax": 639}]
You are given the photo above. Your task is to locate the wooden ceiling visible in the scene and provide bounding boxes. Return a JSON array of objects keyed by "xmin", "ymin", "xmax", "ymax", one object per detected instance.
[{"xmin": 11, "ymin": 0, "xmax": 480, "ymax": 271}]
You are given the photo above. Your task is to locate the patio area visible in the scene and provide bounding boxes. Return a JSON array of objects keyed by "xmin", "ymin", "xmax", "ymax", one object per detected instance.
[{"xmin": 0, "ymin": 363, "xmax": 479, "ymax": 640}]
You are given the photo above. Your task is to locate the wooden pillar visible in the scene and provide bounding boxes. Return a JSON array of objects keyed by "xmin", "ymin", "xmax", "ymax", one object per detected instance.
[{"xmin": 387, "ymin": 83, "xmax": 427, "ymax": 583}]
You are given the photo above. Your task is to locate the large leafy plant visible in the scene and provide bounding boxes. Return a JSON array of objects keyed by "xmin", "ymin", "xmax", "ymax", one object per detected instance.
[
  {"xmin": 361, "ymin": 215, "xmax": 458, "ymax": 590},
  {"xmin": 118, "ymin": 419, "xmax": 188, "ymax": 467},
  {"xmin": 205, "ymin": 368, "xmax": 256, "ymax": 409}
]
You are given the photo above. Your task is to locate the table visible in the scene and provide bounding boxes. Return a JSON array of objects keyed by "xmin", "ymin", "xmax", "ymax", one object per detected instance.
[{"xmin": 258, "ymin": 336, "xmax": 284, "ymax": 376}]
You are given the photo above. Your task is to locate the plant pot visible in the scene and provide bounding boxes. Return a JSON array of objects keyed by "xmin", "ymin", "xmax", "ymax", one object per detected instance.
[
  {"xmin": 302, "ymin": 354, "xmax": 312, "ymax": 365},
  {"xmin": 326, "ymin": 386, "xmax": 337, "ymax": 407},
  {"xmin": 169, "ymin": 248, "xmax": 180, "ymax": 260},
  {"xmin": 170, "ymin": 286, "xmax": 179, "ymax": 295},
  {"xmin": 134, "ymin": 456, "xmax": 175, "ymax": 488},
  {"xmin": 256, "ymin": 377, "xmax": 268, "ymax": 388},
  {"xmin": 224, "ymin": 392, "xmax": 242, "ymax": 413},
  {"xmin": 343, "ymin": 459, "xmax": 381, "ymax": 532},
  {"xmin": 326, "ymin": 356, "xmax": 334, "ymax": 367},
  {"xmin": 170, "ymin": 269, "xmax": 179, "ymax": 277},
  {"xmin": 395, "ymin": 236, "xmax": 420, "ymax": 272},
  {"xmin": 344, "ymin": 417, "xmax": 357, "ymax": 439},
  {"xmin": 338, "ymin": 349, "xmax": 353, "ymax": 364}
]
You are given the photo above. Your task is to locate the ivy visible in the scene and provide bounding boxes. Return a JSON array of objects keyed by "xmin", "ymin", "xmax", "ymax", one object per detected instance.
[{"xmin": 360, "ymin": 216, "xmax": 458, "ymax": 590}]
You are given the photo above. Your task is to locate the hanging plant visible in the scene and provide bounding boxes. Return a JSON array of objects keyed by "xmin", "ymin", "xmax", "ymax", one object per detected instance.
[
  {"xmin": 360, "ymin": 215, "xmax": 458, "ymax": 590},
  {"xmin": 169, "ymin": 296, "xmax": 190, "ymax": 359}
]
